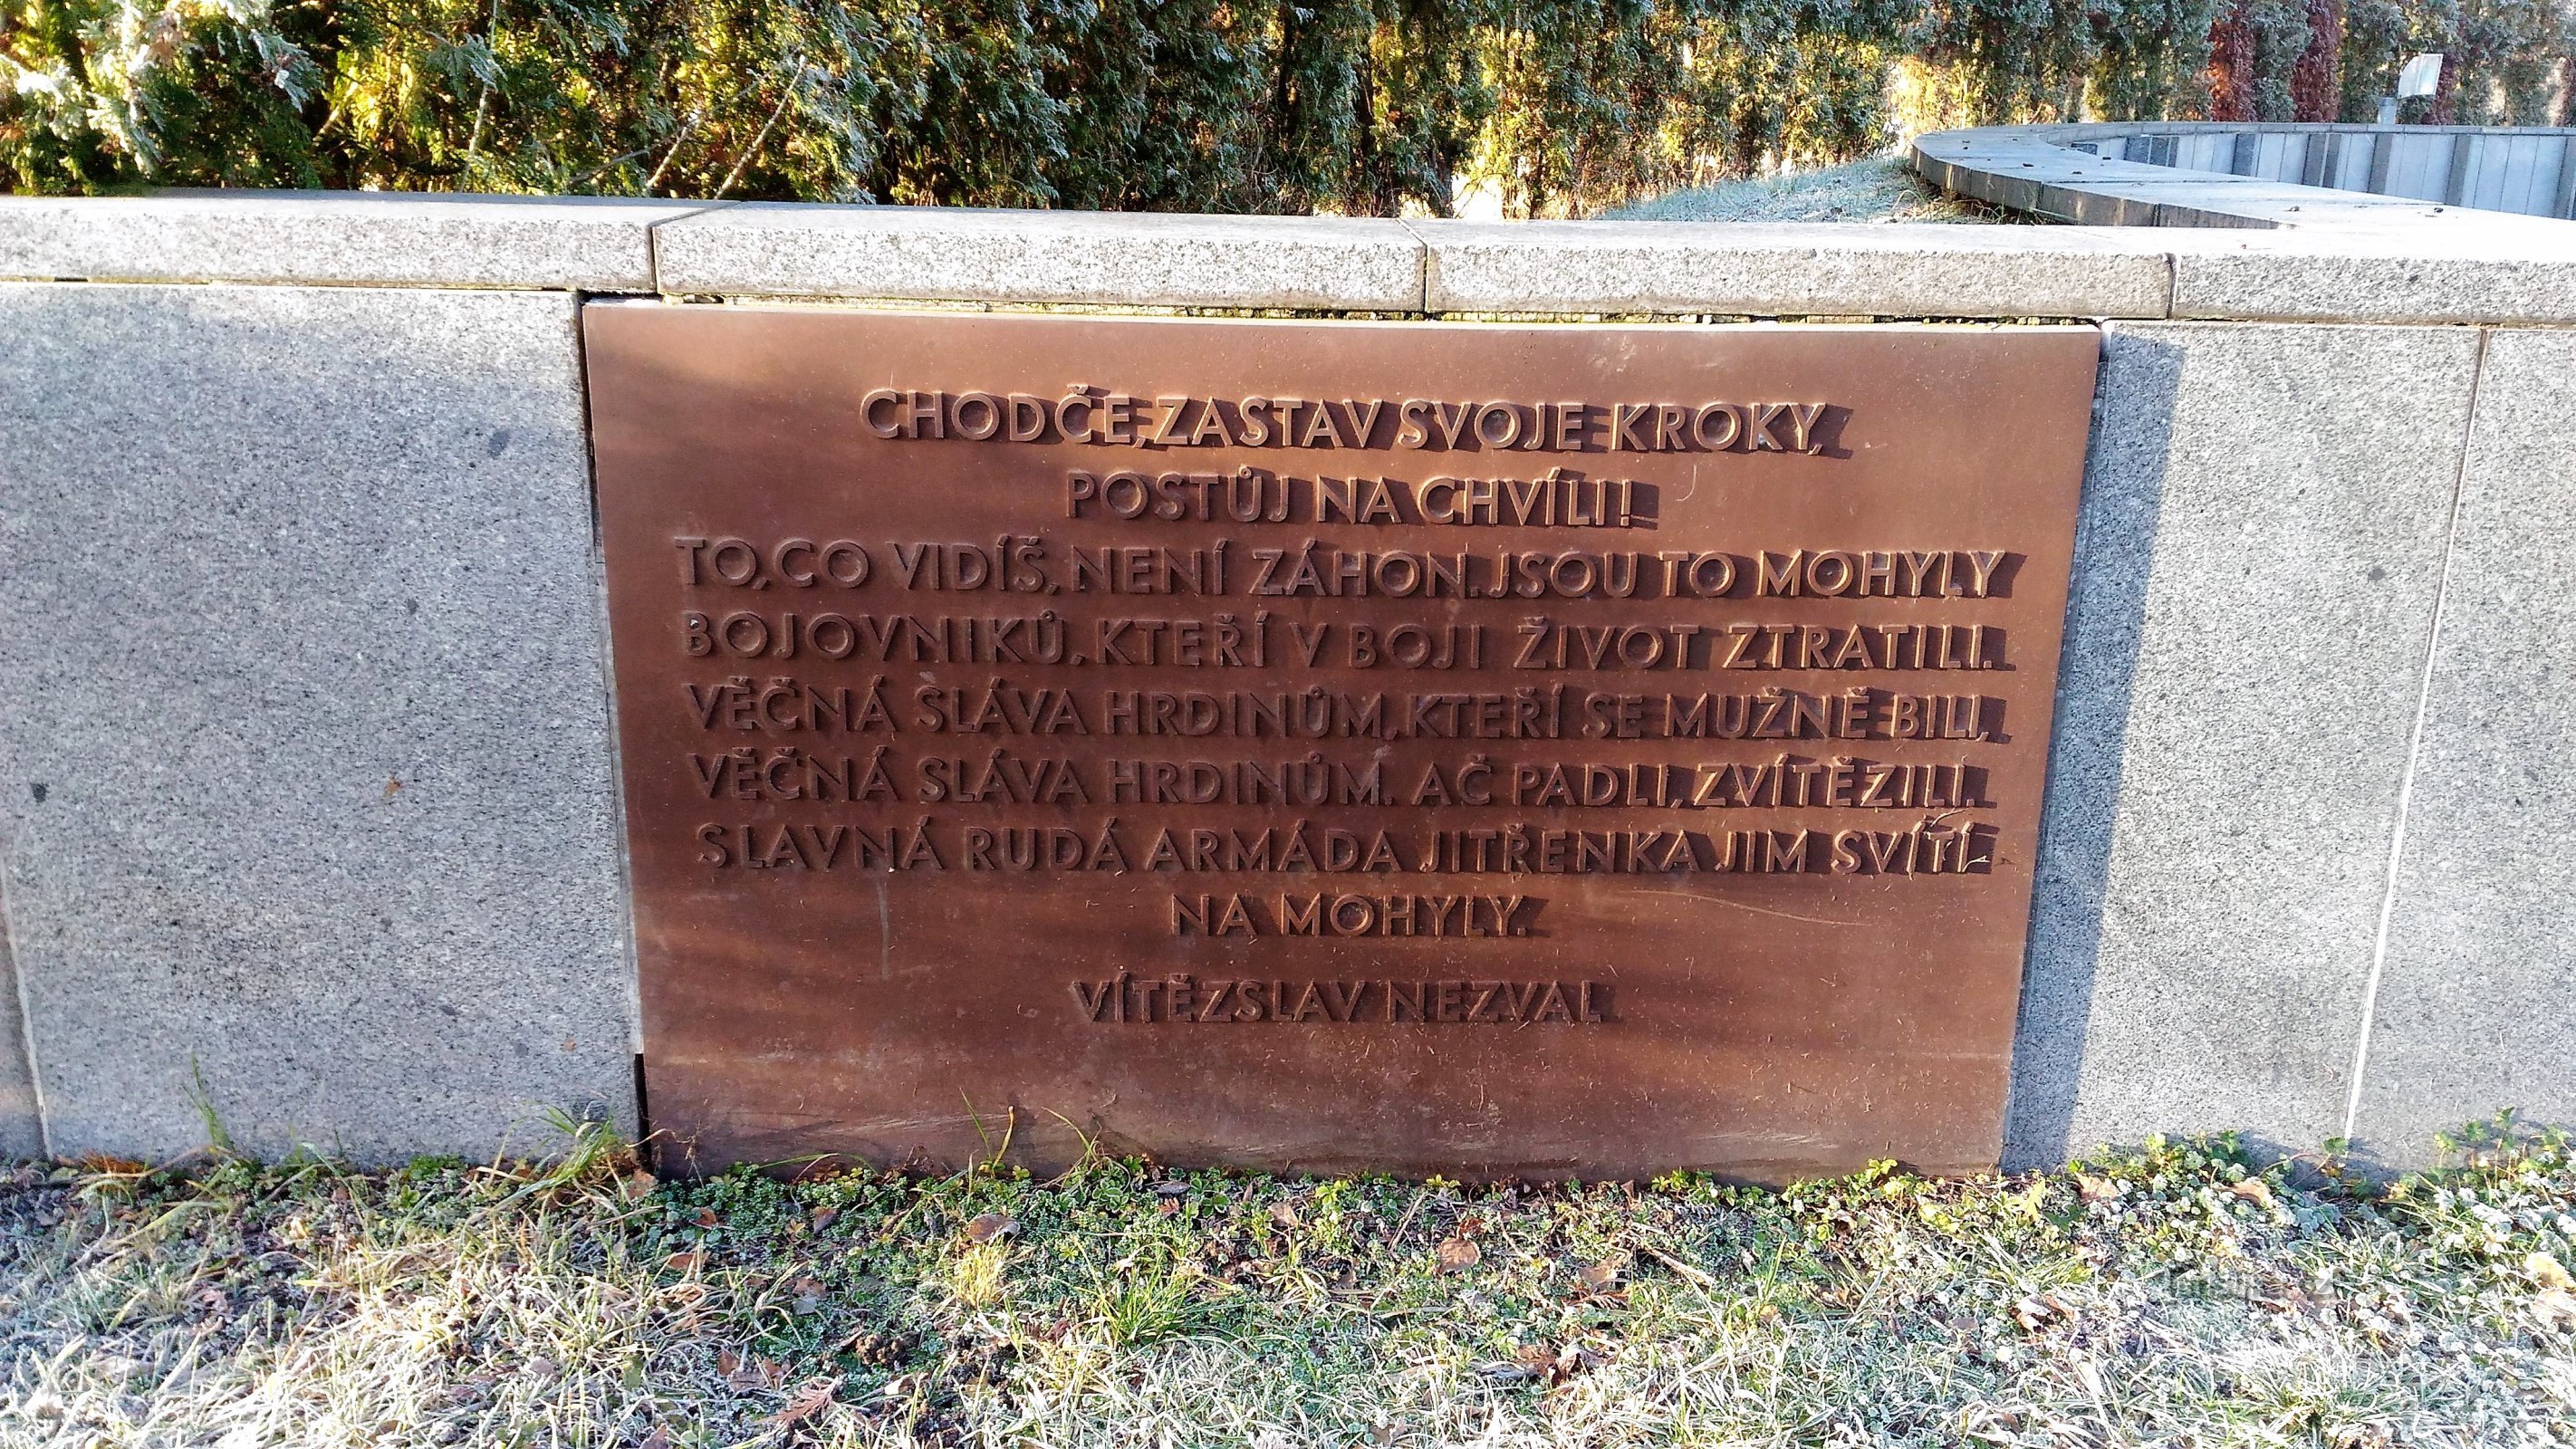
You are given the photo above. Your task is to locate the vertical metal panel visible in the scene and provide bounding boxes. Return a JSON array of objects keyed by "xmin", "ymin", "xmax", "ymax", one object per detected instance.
[
  {"xmin": 2444, "ymin": 133, "xmax": 2476, "ymax": 206},
  {"xmin": 2366, "ymin": 131, "xmax": 2397, "ymax": 195},
  {"xmin": 2383, "ymin": 134, "xmax": 2447, "ymax": 201},
  {"xmin": 2303, "ymin": 133, "xmax": 2336, "ymax": 187}
]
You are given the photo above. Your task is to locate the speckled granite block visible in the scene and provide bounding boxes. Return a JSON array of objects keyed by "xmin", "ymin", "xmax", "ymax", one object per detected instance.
[
  {"xmin": 2355, "ymin": 328, "xmax": 2576, "ymax": 1165},
  {"xmin": 2008, "ymin": 321, "xmax": 2479, "ymax": 1166},
  {"xmin": 652, "ymin": 205, "xmax": 1425, "ymax": 311},
  {"xmin": 1412, "ymin": 219, "xmax": 2172, "ymax": 319},
  {"xmin": 0, "ymin": 282, "xmax": 632, "ymax": 1163},
  {"xmin": 2152, "ymin": 227, "xmax": 2576, "ymax": 325},
  {"xmin": 0, "ymin": 192, "xmax": 709, "ymax": 291}
]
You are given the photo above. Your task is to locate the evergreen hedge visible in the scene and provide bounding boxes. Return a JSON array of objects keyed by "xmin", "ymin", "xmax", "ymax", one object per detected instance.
[{"xmin": 2, "ymin": 0, "xmax": 2569, "ymax": 210}]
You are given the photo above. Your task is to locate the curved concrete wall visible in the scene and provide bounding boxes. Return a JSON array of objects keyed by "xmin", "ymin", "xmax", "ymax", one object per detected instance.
[
  {"xmin": 1, "ymin": 188, "xmax": 2571, "ymax": 1175},
  {"xmin": 1914, "ymin": 120, "xmax": 2576, "ymax": 227}
]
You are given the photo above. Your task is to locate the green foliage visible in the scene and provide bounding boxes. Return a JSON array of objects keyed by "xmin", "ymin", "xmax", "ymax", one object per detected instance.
[
  {"xmin": 1912, "ymin": 0, "xmax": 2218, "ymax": 124},
  {"xmin": 1467, "ymin": 0, "xmax": 1912, "ymax": 216},
  {"xmin": 5, "ymin": 0, "xmax": 2572, "ymax": 210},
  {"xmin": 2336, "ymin": 0, "xmax": 2573, "ymax": 122},
  {"xmin": 1906, "ymin": 0, "xmax": 2232, "ymax": 124},
  {"xmin": 2436, "ymin": 0, "xmax": 2572, "ymax": 120}
]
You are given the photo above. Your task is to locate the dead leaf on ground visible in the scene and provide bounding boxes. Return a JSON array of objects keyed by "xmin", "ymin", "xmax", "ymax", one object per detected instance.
[
  {"xmin": 774, "ymin": 1377, "xmax": 837, "ymax": 1425},
  {"xmin": 965, "ymin": 1212, "xmax": 1017, "ymax": 1243},
  {"xmin": 2075, "ymin": 1174, "xmax": 2115, "ymax": 1203},
  {"xmin": 2524, "ymin": 1251, "xmax": 2574, "ymax": 1291},
  {"xmin": 623, "ymin": 1171, "xmax": 657, "ymax": 1199},
  {"xmin": 1435, "ymin": 1237, "xmax": 1481, "ymax": 1273},
  {"xmin": 639, "ymin": 1426, "xmax": 669, "ymax": 1449},
  {"xmin": 721, "ymin": 1349, "xmax": 785, "ymax": 1393},
  {"xmin": 666, "ymin": 1250, "xmax": 704, "ymax": 1274},
  {"xmin": 810, "ymin": 1205, "xmax": 839, "ymax": 1232},
  {"xmin": 790, "ymin": 1274, "xmax": 828, "ymax": 1313},
  {"xmin": 2227, "ymin": 1177, "xmax": 2276, "ymax": 1211},
  {"xmin": 1269, "ymin": 1201, "xmax": 1300, "ymax": 1229},
  {"xmin": 2534, "ymin": 1287, "xmax": 2576, "ymax": 1329},
  {"xmin": 2012, "ymin": 1293, "xmax": 2069, "ymax": 1330},
  {"xmin": 1576, "ymin": 1258, "xmax": 1621, "ymax": 1291},
  {"xmin": 692, "ymin": 1206, "xmax": 721, "ymax": 1230}
]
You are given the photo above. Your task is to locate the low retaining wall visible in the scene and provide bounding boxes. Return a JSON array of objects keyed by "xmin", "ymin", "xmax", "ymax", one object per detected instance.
[
  {"xmin": 1, "ymin": 182, "xmax": 2571, "ymax": 1171},
  {"xmin": 1914, "ymin": 120, "xmax": 2576, "ymax": 226}
]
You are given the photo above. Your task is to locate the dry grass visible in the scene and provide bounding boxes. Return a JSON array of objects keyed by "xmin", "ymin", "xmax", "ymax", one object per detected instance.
[
  {"xmin": 0, "ymin": 1123, "xmax": 2571, "ymax": 1447},
  {"xmin": 1608, "ymin": 157, "xmax": 2020, "ymax": 225}
]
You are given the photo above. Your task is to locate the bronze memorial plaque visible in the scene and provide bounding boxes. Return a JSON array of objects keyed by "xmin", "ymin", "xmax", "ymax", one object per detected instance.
[{"xmin": 584, "ymin": 306, "xmax": 2100, "ymax": 1180}]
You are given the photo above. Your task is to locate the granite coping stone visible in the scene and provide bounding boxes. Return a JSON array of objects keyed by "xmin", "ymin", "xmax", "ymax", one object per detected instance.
[
  {"xmin": 2354, "ymin": 329, "xmax": 2576, "ymax": 1166},
  {"xmin": 2106, "ymin": 227, "xmax": 2576, "ymax": 324},
  {"xmin": 650, "ymin": 204, "xmax": 1425, "ymax": 311},
  {"xmin": 2008, "ymin": 321, "xmax": 2479, "ymax": 1167},
  {"xmin": 0, "ymin": 281, "xmax": 634, "ymax": 1162},
  {"xmin": 5, "ymin": 187, "xmax": 2571, "ymax": 331},
  {"xmin": 0, "ymin": 192, "xmax": 713, "ymax": 292},
  {"xmin": 1410, "ymin": 219, "xmax": 2173, "ymax": 319}
]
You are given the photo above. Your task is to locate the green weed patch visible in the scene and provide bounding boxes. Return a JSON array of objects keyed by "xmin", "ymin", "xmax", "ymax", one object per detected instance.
[{"xmin": 0, "ymin": 1124, "xmax": 2570, "ymax": 1445}]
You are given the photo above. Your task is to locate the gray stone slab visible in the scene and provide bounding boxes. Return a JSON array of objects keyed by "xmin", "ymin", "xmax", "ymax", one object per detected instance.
[
  {"xmin": 651, "ymin": 205, "xmax": 1424, "ymax": 311},
  {"xmin": 0, "ymin": 887, "xmax": 44, "ymax": 1156},
  {"xmin": 2353, "ymin": 328, "xmax": 2576, "ymax": 1166},
  {"xmin": 0, "ymin": 283, "xmax": 632, "ymax": 1164},
  {"xmin": 2025, "ymin": 178, "xmax": 2456, "ymax": 229},
  {"xmin": 0, "ymin": 193, "xmax": 712, "ymax": 292},
  {"xmin": 1412, "ymin": 220, "xmax": 2172, "ymax": 318},
  {"xmin": 2152, "ymin": 227, "xmax": 2576, "ymax": 324},
  {"xmin": 2010, "ymin": 321, "xmax": 2479, "ymax": 1167}
]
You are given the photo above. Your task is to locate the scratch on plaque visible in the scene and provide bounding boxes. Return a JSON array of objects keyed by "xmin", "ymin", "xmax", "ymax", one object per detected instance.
[
  {"xmin": 873, "ymin": 878, "xmax": 892, "ymax": 979},
  {"xmin": 1630, "ymin": 888, "xmax": 1855, "ymax": 928}
]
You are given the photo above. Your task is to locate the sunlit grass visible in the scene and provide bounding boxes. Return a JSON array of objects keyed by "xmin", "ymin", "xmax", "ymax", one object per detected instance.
[{"xmin": 0, "ymin": 1122, "xmax": 2570, "ymax": 1446}]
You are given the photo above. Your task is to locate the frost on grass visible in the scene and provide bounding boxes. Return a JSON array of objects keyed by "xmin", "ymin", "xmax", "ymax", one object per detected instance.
[
  {"xmin": 0, "ymin": 1124, "xmax": 2571, "ymax": 1446},
  {"xmin": 1609, "ymin": 157, "xmax": 2019, "ymax": 225}
]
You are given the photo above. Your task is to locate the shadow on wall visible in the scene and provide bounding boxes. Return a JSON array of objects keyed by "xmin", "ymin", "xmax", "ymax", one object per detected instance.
[
  {"xmin": 0, "ymin": 875, "xmax": 38, "ymax": 1156},
  {"xmin": 2003, "ymin": 335, "xmax": 2179, "ymax": 1172}
]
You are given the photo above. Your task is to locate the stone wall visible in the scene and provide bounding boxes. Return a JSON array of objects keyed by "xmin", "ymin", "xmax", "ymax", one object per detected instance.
[
  {"xmin": 2, "ymin": 190, "xmax": 2570, "ymax": 1171},
  {"xmin": 1915, "ymin": 121, "xmax": 2576, "ymax": 227}
]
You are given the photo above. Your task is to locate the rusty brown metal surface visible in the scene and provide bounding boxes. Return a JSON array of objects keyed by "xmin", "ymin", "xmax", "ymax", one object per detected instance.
[{"xmin": 583, "ymin": 305, "xmax": 2100, "ymax": 1181}]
